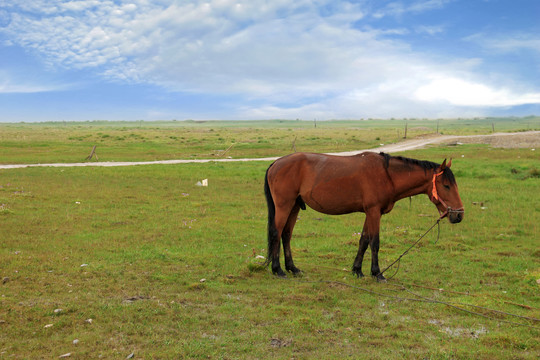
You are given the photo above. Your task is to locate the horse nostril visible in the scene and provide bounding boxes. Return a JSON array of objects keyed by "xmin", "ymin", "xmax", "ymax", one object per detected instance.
[{"xmin": 450, "ymin": 212, "xmax": 463, "ymax": 223}]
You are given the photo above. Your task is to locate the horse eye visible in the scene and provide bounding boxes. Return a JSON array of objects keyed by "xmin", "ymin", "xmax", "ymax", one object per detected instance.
[{"xmin": 443, "ymin": 184, "xmax": 450, "ymax": 190}]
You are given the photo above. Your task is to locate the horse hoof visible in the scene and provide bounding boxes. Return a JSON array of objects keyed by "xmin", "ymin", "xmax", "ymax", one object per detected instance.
[
  {"xmin": 352, "ymin": 269, "xmax": 364, "ymax": 278},
  {"xmin": 287, "ymin": 267, "xmax": 302, "ymax": 276},
  {"xmin": 376, "ymin": 274, "xmax": 387, "ymax": 283},
  {"xmin": 291, "ymin": 270, "xmax": 303, "ymax": 277},
  {"xmin": 273, "ymin": 268, "xmax": 287, "ymax": 278}
]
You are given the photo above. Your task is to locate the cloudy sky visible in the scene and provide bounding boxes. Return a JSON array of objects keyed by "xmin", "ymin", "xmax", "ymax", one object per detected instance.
[{"xmin": 1, "ymin": 0, "xmax": 539, "ymax": 122}]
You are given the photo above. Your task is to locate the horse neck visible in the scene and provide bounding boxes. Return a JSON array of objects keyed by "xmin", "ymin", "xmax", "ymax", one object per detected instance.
[{"xmin": 388, "ymin": 165, "xmax": 432, "ymax": 201}]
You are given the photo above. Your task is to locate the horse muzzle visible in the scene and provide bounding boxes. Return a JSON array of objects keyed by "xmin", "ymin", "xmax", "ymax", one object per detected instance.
[{"xmin": 448, "ymin": 209, "xmax": 464, "ymax": 224}]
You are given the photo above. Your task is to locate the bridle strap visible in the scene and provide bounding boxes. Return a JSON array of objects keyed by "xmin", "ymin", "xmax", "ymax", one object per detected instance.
[{"xmin": 430, "ymin": 170, "xmax": 464, "ymax": 219}]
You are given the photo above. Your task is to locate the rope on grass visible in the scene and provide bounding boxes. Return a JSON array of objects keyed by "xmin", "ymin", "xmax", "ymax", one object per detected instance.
[
  {"xmin": 378, "ymin": 217, "xmax": 441, "ymax": 280},
  {"xmin": 390, "ymin": 281, "xmax": 540, "ymax": 324},
  {"xmin": 285, "ymin": 277, "xmax": 540, "ymax": 330},
  {"xmin": 288, "ymin": 259, "xmax": 540, "ymax": 327}
]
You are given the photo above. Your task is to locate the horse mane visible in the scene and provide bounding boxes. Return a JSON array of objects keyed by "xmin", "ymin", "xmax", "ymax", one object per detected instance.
[{"xmin": 379, "ymin": 152, "xmax": 456, "ymax": 184}]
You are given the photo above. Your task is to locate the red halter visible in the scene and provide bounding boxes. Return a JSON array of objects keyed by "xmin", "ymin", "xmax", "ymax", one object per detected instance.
[{"xmin": 431, "ymin": 171, "xmax": 444, "ymax": 203}]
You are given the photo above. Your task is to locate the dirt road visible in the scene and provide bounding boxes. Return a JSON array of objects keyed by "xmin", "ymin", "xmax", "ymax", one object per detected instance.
[{"xmin": 1, "ymin": 131, "xmax": 538, "ymax": 170}]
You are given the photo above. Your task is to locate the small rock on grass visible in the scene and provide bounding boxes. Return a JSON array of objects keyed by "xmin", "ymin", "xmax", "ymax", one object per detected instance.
[{"xmin": 270, "ymin": 338, "xmax": 292, "ymax": 348}]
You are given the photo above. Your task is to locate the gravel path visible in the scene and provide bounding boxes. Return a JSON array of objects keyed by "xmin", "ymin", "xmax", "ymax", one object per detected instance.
[{"xmin": 1, "ymin": 131, "xmax": 538, "ymax": 170}]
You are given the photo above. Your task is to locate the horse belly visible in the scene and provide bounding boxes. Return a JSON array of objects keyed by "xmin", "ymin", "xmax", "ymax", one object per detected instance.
[{"xmin": 301, "ymin": 178, "xmax": 365, "ymax": 215}]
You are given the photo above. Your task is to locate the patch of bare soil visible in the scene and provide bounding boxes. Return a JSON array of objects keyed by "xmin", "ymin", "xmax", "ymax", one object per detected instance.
[{"xmin": 446, "ymin": 132, "xmax": 540, "ymax": 149}]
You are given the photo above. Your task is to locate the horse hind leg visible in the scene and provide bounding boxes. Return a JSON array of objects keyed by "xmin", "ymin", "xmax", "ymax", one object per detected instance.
[
  {"xmin": 269, "ymin": 203, "xmax": 297, "ymax": 277},
  {"xmin": 282, "ymin": 203, "xmax": 302, "ymax": 275}
]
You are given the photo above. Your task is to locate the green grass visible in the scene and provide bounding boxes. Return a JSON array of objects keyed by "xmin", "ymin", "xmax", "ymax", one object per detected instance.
[{"xmin": 0, "ymin": 122, "xmax": 539, "ymax": 359}]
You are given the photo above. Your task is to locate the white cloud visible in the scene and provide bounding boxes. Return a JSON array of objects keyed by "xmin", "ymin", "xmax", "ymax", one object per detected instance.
[
  {"xmin": 415, "ymin": 77, "xmax": 540, "ymax": 107},
  {"xmin": 415, "ymin": 25, "xmax": 444, "ymax": 36},
  {"xmin": 0, "ymin": 1, "xmax": 391, "ymax": 96},
  {"xmin": 466, "ymin": 33, "xmax": 540, "ymax": 55},
  {"xmin": 408, "ymin": 0, "xmax": 454, "ymax": 13},
  {"xmin": 0, "ymin": 83, "xmax": 53, "ymax": 93},
  {"xmin": 0, "ymin": 72, "xmax": 68, "ymax": 93},
  {"xmin": 373, "ymin": 0, "xmax": 453, "ymax": 19}
]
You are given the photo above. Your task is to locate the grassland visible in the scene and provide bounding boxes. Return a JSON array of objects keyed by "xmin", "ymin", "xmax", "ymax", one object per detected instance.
[
  {"xmin": 0, "ymin": 116, "xmax": 538, "ymax": 164},
  {"xmin": 0, "ymin": 118, "xmax": 539, "ymax": 359}
]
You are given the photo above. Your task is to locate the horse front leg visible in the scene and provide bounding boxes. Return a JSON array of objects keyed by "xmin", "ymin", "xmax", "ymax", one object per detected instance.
[
  {"xmin": 369, "ymin": 232, "xmax": 386, "ymax": 282},
  {"xmin": 352, "ymin": 234, "xmax": 369, "ymax": 277},
  {"xmin": 352, "ymin": 210, "xmax": 385, "ymax": 282}
]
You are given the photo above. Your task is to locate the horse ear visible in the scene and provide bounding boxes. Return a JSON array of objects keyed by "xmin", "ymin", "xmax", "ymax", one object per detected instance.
[
  {"xmin": 440, "ymin": 158, "xmax": 447, "ymax": 170},
  {"xmin": 447, "ymin": 158, "xmax": 452, "ymax": 168}
]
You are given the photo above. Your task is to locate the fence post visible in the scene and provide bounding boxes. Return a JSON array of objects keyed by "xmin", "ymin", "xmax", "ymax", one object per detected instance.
[
  {"xmin": 85, "ymin": 145, "xmax": 98, "ymax": 161},
  {"xmin": 404, "ymin": 121, "xmax": 408, "ymax": 139}
]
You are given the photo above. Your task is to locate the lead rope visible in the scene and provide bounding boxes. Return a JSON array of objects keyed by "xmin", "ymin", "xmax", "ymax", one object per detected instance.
[
  {"xmin": 378, "ymin": 217, "xmax": 442, "ymax": 280},
  {"xmin": 434, "ymin": 219, "xmax": 441, "ymax": 244}
]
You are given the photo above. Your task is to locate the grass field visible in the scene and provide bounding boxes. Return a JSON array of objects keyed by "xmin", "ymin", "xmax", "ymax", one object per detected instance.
[
  {"xmin": 0, "ymin": 117, "xmax": 538, "ymax": 164},
  {"xmin": 1, "ymin": 119, "xmax": 539, "ymax": 359}
]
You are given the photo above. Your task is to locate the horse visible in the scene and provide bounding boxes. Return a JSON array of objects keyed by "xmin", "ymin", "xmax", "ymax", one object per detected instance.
[{"xmin": 264, "ymin": 151, "xmax": 464, "ymax": 281}]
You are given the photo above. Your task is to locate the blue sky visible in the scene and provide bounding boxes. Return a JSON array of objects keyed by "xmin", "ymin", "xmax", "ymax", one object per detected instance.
[{"xmin": 1, "ymin": 0, "xmax": 539, "ymax": 122}]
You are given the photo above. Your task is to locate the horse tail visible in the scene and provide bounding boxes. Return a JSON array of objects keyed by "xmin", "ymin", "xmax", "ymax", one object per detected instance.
[{"xmin": 264, "ymin": 164, "xmax": 278, "ymax": 267}]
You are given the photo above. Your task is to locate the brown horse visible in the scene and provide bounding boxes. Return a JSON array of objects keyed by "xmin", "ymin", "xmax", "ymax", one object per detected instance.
[{"xmin": 264, "ymin": 151, "xmax": 464, "ymax": 281}]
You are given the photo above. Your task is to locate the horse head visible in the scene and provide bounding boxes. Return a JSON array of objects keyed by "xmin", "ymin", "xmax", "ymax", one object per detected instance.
[{"xmin": 430, "ymin": 159, "xmax": 464, "ymax": 223}]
